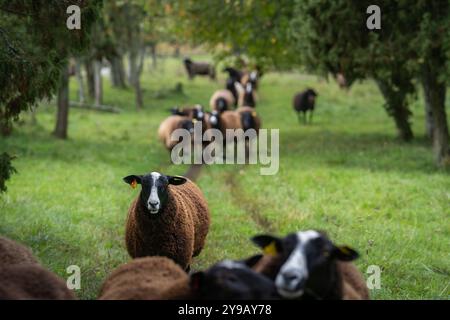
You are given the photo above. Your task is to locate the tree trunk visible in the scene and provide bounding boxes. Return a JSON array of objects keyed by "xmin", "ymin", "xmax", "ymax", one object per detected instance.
[
  {"xmin": 93, "ymin": 60, "xmax": 103, "ymax": 106},
  {"xmin": 110, "ymin": 55, "xmax": 127, "ymax": 88},
  {"xmin": 422, "ymin": 63, "xmax": 450, "ymax": 167},
  {"xmin": 85, "ymin": 61, "xmax": 95, "ymax": 99},
  {"xmin": 376, "ymin": 79, "xmax": 414, "ymax": 142},
  {"xmin": 53, "ymin": 65, "xmax": 70, "ymax": 139},
  {"xmin": 423, "ymin": 87, "xmax": 434, "ymax": 139},
  {"xmin": 74, "ymin": 59, "xmax": 85, "ymax": 103},
  {"xmin": 128, "ymin": 47, "xmax": 145, "ymax": 110},
  {"xmin": 150, "ymin": 43, "xmax": 157, "ymax": 69}
]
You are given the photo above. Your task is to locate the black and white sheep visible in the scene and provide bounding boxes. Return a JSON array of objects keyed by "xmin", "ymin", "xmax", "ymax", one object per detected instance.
[
  {"xmin": 123, "ymin": 172, "xmax": 210, "ymax": 271},
  {"xmin": 236, "ymin": 106, "xmax": 261, "ymax": 133},
  {"xmin": 250, "ymin": 230, "xmax": 370, "ymax": 300},
  {"xmin": 223, "ymin": 67, "xmax": 243, "ymax": 83},
  {"xmin": 241, "ymin": 69, "xmax": 262, "ymax": 90},
  {"xmin": 158, "ymin": 115, "xmax": 195, "ymax": 151},
  {"xmin": 184, "ymin": 58, "xmax": 215, "ymax": 80},
  {"xmin": 238, "ymin": 82, "xmax": 257, "ymax": 108},
  {"xmin": 226, "ymin": 78, "xmax": 244, "ymax": 107},
  {"xmin": 190, "ymin": 259, "xmax": 279, "ymax": 300},
  {"xmin": 292, "ymin": 89, "xmax": 318, "ymax": 124},
  {"xmin": 99, "ymin": 256, "xmax": 279, "ymax": 300}
]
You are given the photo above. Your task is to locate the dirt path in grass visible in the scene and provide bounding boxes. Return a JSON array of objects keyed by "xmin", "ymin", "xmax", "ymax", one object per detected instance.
[{"xmin": 224, "ymin": 171, "xmax": 274, "ymax": 232}]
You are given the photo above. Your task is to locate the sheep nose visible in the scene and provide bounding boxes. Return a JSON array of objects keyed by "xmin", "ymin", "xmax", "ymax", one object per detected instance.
[
  {"xmin": 148, "ymin": 201, "xmax": 158, "ymax": 207},
  {"xmin": 282, "ymin": 271, "xmax": 300, "ymax": 283}
]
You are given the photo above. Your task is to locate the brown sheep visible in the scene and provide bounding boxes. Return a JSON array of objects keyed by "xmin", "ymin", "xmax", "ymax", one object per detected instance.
[
  {"xmin": 250, "ymin": 230, "xmax": 370, "ymax": 300},
  {"xmin": 183, "ymin": 58, "xmax": 215, "ymax": 80},
  {"xmin": 123, "ymin": 172, "xmax": 210, "ymax": 271},
  {"xmin": 0, "ymin": 263, "xmax": 76, "ymax": 300},
  {"xmin": 236, "ymin": 106, "xmax": 261, "ymax": 133},
  {"xmin": 158, "ymin": 115, "xmax": 195, "ymax": 151},
  {"xmin": 0, "ymin": 236, "xmax": 39, "ymax": 266},
  {"xmin": 99, "ymin": 256, "xmax": 279, "ymax": 300},
  {"xmin": 209, "ymin": 89, "xmax": 236, "ymax": 112},
  {"xmin": 99, "ymin": 257, "xmax": 190, "ymax": 300},
  {"xmin": 238, "ymin": 82, "xmax": 257, "ymax": 108}
]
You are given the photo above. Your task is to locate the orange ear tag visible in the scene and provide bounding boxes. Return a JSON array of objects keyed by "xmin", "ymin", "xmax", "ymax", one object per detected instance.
[{"xmin": 131, "ymin": 180, "xmax": 137, "ymax": 189}]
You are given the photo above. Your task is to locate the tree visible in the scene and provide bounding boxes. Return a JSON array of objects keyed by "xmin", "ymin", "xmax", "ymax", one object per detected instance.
[
  {"xmin": 172, "ymin": 0, "xmax": 450, "ymax": 167},
  {"xmin": 0, "ymin": 0, "xmax": 101, "ymax": 189}
]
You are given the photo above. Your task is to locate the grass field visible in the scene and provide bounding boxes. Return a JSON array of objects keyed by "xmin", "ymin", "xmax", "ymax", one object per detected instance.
[{"xmin": 0, "ymin": 56, "xmax": 449, "ymax": 300}]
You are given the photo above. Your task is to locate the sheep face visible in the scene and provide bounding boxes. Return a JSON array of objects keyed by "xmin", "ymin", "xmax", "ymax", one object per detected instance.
[
  {"xmin": 123, "ymin": 172, "xmax": 187, "ymax": 215},
  {"xmin": 208, "ymin": 111, "xmax": 220, "ymax": 129},
  {"xmin": 252, "ymin": 230, "xmax": 358, "ymax": 299},
  {"xmin": 180, "ymin": 119, "xmax": 195, "ymax": 134},
  {"xmin": 190, "ymin": 260, "xmax": 279, "ymax": 300},
  {"xmin": 244, "ymin": 83, "xmax": 256, "ymax": 107}
]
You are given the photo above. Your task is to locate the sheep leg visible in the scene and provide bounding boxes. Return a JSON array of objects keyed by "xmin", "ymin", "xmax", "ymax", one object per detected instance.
[
  {"xmin": 309, "ymin": 110, "xmax": 314, "ymax": 124},
  {"xmin": 303, "ymin": 112, "xmax": 307, "ymax": 124}
]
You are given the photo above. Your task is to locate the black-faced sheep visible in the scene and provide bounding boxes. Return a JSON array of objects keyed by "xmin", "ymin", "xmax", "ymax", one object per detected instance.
[
  {"xmin": 99, "ymin": 256, "xmax": 191, "ymax": 300},
  {"xmin": 0, "ymin": 236, "xmax": 39, "ymax": 266},
  {"xmin": 209, "ymin": 89, "xmax": 236, "ymax": 112},
  {"xmin": 241, "ymin": 69, "xmax": 262, "ymax": 90},
  {"xmin": 238, "ymin": 82, "xmax": 257, "ymax": 108},
  {"xmin": 292, "ymin": 89, "xmax": 318, "ymax": 124},
  {"xmin": 223, "ymin": 67, "xmax": 243, "ymax": 83},
  {"xmin": 0, "ymin": 263, "xmax": 76, "ymax": 300},
  {"xmin": 226, "ymin": 79, "xmax": 244, "ymax": 107},
  {"xmin": 158, "ymin": 115, "xmax": 195, "ymax": 151},
  {"xmin": 236, "ymin": 106, "xmax": 261, "ymax": 133},
  {"xmin": 99, "ymin": 256, "xmax": 279, "ymax": 300},
  {"xmin": 250, "ymin": 230, "xmax": 370, "ymax": 300},
  {"xmin": 123, "ymin": 172, "xmax": 210, "ymax": 271},
  {"xmin": 190, "ymin": 260, "xmax": 279, "ymax": 300},
  {"xmin": 184, "ymin": 58, "xmax": 215, "ymax": 80}
]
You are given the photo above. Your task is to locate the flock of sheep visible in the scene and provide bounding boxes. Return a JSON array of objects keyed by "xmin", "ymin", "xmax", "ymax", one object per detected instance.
[{"xmin": 0, "ymin": 59, "xmax": 369, "ymax": 301}]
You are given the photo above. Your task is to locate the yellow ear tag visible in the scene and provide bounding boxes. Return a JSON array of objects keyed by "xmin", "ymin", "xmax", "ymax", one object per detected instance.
[
  {"xmin": 338, "ymin": 246, "xmax": 350, "ymax": 255},
  {"xmin": 131, "ymin": 180, "xmax": 137, "ymax": 189},
  {"xmin": 252, "ymin": 111, "xmax": 257, "ymax": 117},
  {"xmin": 263, "ymin": 241, "xmax": 278, "ymax": 256},
  {"xmin": 192, "ymin": 119, "xmax": 198, "ymax": 123}
]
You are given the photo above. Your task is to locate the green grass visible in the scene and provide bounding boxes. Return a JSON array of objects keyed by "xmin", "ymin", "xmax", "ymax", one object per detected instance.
[{"xmin": 1, "ymin": 56, "xmax": 449, "ymax": 300}]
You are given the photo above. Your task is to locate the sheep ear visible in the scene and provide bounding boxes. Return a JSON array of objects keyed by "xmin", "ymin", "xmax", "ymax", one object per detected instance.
[
  {"xmin": 239, "ymin": 254, "xmax": 263, "ymax": 268},
  {"xmin": 251, "ymin": 235, "xmax": 282, "ymax": 256},
  {"xmin": 190, "ymin": 271, "xmax": 204, "ymax": 292},
  {"xmin": 332, "ymin": 245, "xmax": 359, "ymax": 261},
  {"xmin": 168, "ymin": 175, "xmax": 187, "ymax": 185},
  {"xmin": 123, "ymin": 175, "xmax": 142, "ymax": 187}
]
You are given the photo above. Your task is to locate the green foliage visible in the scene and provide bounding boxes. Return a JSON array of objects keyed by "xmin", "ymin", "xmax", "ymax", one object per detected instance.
[
  {"xmin": 0, "ymin": 152, "xmax": 16, "ymax": 193},
  {"xmin": 0, "ymin": 0, "xmax": 102, "ymax": 190},
  {"xmin": 0, "ymin": 0, "xmax": 102, "ymax": 128},
  {"xmin": 169, "ymin": 0, "xmax": 297, "ymax": 68},
  {"xmin": 1, "ymin": 56, "xmax": 448, "ymax": 299}
]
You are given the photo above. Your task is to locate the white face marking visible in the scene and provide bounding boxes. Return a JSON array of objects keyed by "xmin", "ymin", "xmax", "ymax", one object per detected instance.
[
  {"xmin": 147, "ymin": 172, "xmax": 161, "ymax": 214},
  {"xmin": 218, "ymin": 260, "xmax": 246, "ymax": 270},
  {"xmin": 245, "ymin": 83, "xmax": 252, "ymax": 93},
  {"xmin": 275, "ymin": 230, "xmax": 320, "ymax": 298},
  {"xmin": 209, "ymin": 114, "xmax": 218, "ymax": 125},
  {"xmin": 250, "ymin": 71, "xmax": 257, "ymax": 81}
]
